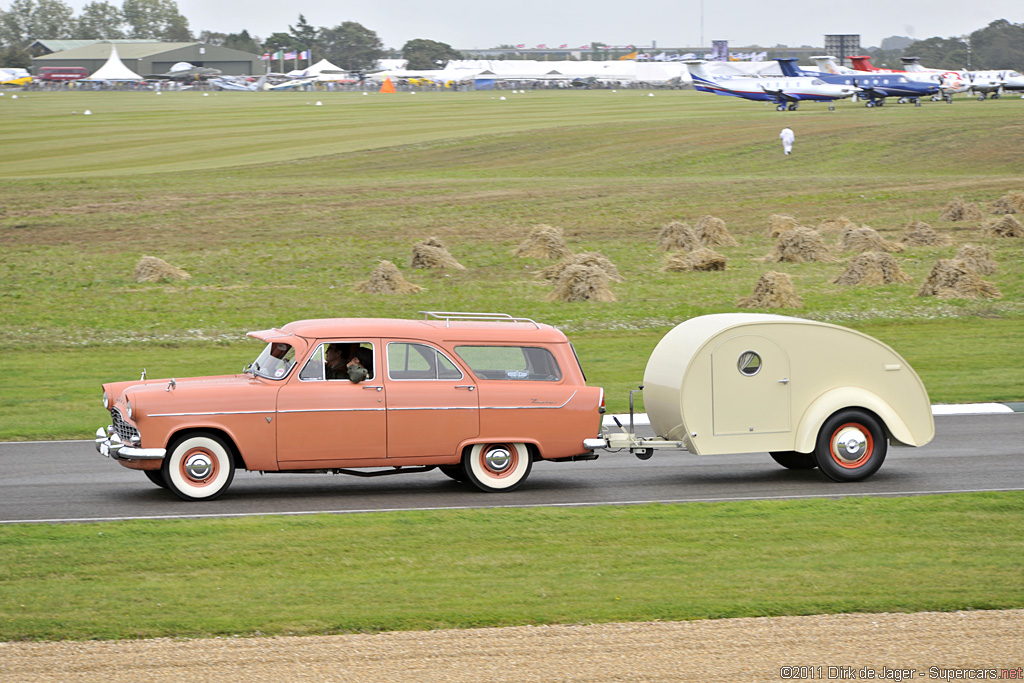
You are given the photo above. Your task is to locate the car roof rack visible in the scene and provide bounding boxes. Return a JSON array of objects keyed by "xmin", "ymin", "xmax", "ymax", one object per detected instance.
[{"xmin": 420, "ymin": 311, "xmax": 541, "ymax": 329}]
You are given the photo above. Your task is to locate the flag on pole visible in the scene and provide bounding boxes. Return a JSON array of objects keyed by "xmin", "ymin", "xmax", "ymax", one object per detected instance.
[
  {"xmin": 272, "ymin": 50, "xmax": 283, "ymax": 60},
  {"xmin": 299, "ymin": 50, "xmax": 311, "ymax": 60},
  {"xmin": 260, "ymin": 52, "xmax": 270, "ymax": 61},
  {"xmin": 284, "ymin": 51, "xmax": 297, "ymax": 60},
  {"xmin": 559, "ymin": 44, "xmax": 567, "ymax": 48}
]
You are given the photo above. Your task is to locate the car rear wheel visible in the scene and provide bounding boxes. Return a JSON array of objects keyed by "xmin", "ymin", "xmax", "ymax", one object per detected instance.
[
  {"xmin": 769, "ymin": 451, "xmax": 817, "ymax": 469},
  {"xmin": 162, "ymin": 432, "xmax": 235, "ymax": 501},
  {"xmin": 813, "ymin": 409, "xmax": 887, "ymax": 482},
  {"xmin": 144, "ymin": 469, "xmax": 168, "ymax": 488},
  {"xmin": 463, "ymin": 442, "xmax": 532, "ymax": 492}
]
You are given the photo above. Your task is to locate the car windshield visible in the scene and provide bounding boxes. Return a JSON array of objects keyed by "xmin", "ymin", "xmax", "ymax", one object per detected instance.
[{"xmin": 249, "ymin": 342, "xmax": 296, "ymax": 380}]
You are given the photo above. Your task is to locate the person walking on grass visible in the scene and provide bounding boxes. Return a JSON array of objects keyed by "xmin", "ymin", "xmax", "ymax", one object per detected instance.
[{"xmin": 780, "ymin": 127, "xmax": 795, "ymax": 155}]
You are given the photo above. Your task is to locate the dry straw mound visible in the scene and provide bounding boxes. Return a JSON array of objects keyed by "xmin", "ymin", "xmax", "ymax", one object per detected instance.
[
  {"xmin": 354, "ymin": 261, "xmax": 423, "ymax": 294},
  {"xmin": 767, "ymin": 214, "xmax": 800, "ymax": 238},
  {"xmin": 917, "ymin": 259, "xmax": 1001, "ymax": 300},
  {"xmin": 547, "ymin": 264, "xmax": 617, "ymax": 302},
  {"xmin": 982, "ymin": 214, "xmax": 1024, "ymax": 238},
  {"xmin": 766, "ymin": 227, "xmax": 835, "ymax": 263},
  {"xmin": 738, "ymin": 271, "xmax": 801, "ymax": 309},
  {"xmin": 133, "ymin": 256, "xmax": 190, "ymax": 283},
  {"xmin": 815, "ymin": 216, "xmax": 858, "ymax": 235},
  {"xmin": 514, "ymin": 225, "xmax": 572, "ymax": 260},
  {"xmin": 939, "ymin": 197, "xmax": 983, "ymax": 222},
  {"xmin": 839, "ymin": 226, "xmax": 904, "ymax": 253},
  {"xmin": 694, "ymin": 215, "xmax": 738, "ymax": 247},
  {"xmin": 663, "ymin": 248, "xmax": 727, "ymax": 272},
  {"xmin": 954, "ymin": 244, "xmax": 997, "ymax": 275},
  {"xmin": 410, "ymin": 237, "xmax": 466, "ymax": 270},
  {"xmin": 990, "ymin": 191, "xmax": 1024, "ymax": 214},
  {"xmin": 833, "ymin": 252, "xmax": 912, "ymax": 286},
  {"xmin": 900, "ymin": 220, "xmax": 951, "ymax": 247},
  {"xmin": 657, "ymin": 221, "xmax": 701, "ymax": 251},
  {"xmin": 539, "ymin": 252, "xmax": 623, "ymax": 282}
]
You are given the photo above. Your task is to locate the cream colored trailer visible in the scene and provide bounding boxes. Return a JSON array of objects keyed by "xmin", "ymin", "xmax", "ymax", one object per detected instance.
[{"xmin": 599, "ymin": 313, "xmax": 934, "ymax": 482}]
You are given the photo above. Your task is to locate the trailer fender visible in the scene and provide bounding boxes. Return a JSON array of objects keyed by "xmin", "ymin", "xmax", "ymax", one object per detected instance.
[{"xmin": 794, "ymin": 387, "xmax": 917, "ymax": 454}]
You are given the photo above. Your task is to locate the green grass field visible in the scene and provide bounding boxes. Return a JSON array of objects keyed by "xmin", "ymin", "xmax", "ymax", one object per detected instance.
[{"xmin": 0, "ymin": 89, "xmax": 1022, "ymax": 641}]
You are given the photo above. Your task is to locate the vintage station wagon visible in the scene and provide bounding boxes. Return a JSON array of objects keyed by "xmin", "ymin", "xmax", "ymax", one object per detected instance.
[{"xmin": 95, "ymin": 312, "xmax": 605, "ymax": 501}]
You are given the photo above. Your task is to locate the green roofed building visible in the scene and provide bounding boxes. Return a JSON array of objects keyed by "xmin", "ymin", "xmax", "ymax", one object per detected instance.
[{"xmin": 31, "ymin": 41, "xmax": 262, "ymax": 77}]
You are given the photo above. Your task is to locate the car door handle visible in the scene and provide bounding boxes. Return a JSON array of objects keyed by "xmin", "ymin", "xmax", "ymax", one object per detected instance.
[
  {"xmin": 455, "ymin": 385, "xmax": 476, "ymax": 391},
  {"xmin": 778, "ymin": 378, "xmax": 790, "ymax": 384},
  {"xmin": 363, "ymin": 385, "xmax": 382, "ymax": 391}
]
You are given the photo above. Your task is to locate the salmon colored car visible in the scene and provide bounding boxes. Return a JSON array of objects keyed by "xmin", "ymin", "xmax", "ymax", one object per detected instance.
[{"xmin": 95, "ymin": 312, "xmax": 605, "ymax": 501}]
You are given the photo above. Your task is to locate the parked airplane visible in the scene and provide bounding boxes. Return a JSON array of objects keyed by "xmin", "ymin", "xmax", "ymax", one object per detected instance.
[
  {"xmin": 684, "ymin": 60, "xmax": 859, "ymax": 110},
  {"xmin": 148, "ymin": 62, "xmax": 222, "ymax": 81},
  {"xmin": 962, "ymin": 69, "xmax": 1024, "ymax": 99},
  {"xmin": 777, "ymin": 58, "xmax": 939, "ymax": 107},
  {"xmin": 846, "ymin": 55, "xmax": 968, "ymax": 100}
]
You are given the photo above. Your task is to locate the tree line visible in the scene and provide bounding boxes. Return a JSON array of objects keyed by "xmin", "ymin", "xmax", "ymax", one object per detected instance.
[
  {"xmin": 0, "ymin": 0, "xmax": 462, "ymax": 70},
  {"xmin": 1, "ymin": 0, "xmax": 1021, "ymax": 72}
]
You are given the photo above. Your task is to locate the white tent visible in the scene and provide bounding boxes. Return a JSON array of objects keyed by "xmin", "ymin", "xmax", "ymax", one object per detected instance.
[
  {"xmin": 84, "ymin": 44, "xmax": 143, "ymax": 81},
  {"xmin": 287, "ymin": 58, "xmax": 352, "ymax": 81}
]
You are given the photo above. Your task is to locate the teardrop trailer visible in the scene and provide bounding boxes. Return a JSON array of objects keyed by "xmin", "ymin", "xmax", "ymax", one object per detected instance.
[
  {"xmin": 94, "ymin": 312, "xmax": 934, "ymax": 500},
  {"xmin": 588, "ymin": 313, "xmax": 935, "ymax": 482}
]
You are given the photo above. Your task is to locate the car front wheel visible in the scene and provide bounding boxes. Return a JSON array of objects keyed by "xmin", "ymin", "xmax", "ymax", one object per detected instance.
[
  {"xmin": 813, "ymin": 410, "xmax": 887, "ymax": 482},
  {"xmin": 463, "ymin": 442, "xmax": 532, "ymax": 492},
  {"xmin": 162, "ymin": 432, "xmax": 236, "ymax": 501}
]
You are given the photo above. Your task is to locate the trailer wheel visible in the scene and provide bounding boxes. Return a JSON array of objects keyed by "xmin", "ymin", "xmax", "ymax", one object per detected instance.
[
  {"xmin": 463, "ymin": 443, "xmax": 532, "ymax": 492},
  {"xmin": 813, "ymin": 409, "xmax": 887, "ymax": 482},
  {"xmin": 769, "ymin": 451, "xmax": 817, "ymax": 470}
]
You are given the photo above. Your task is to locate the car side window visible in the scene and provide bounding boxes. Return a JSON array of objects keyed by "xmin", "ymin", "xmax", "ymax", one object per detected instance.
[
  {"xmin": 300, "ymin": 342, "xmax": 375, "ymax": 382},
  {"xmin": 300, "ymin": 345, "xmax": 326, "ymax": 381},
  {"xmin": 454, "ymin": 346, "xmax": 562, "ymax": 381},
  {"xmin": 387, "ymin": 342, "xmax": 463, "ymax": 380}
]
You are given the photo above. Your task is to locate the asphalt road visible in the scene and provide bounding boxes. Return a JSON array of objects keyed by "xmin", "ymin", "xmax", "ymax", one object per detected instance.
[{"xmin": 1, "ymin": 414, "xmax": 1021, "ymax": 524}]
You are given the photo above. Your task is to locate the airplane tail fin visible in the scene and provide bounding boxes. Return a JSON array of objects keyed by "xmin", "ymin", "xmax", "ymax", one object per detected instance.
[
  {"xmin": 775, "ymin": 58, "xmax": 802, "ymax": 78},
  {"xmin": 849, "ymin": 55, "xmax": 876, "ymax": 71},
  {"xmin": 810, "ymin": 55, "xmax": 842, "ymax": 74}
]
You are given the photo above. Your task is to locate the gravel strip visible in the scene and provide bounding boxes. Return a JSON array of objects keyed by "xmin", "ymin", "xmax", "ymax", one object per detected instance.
[{"xmin": 1, "ymin": 610, "xmax": 1021, "ymax": 682}]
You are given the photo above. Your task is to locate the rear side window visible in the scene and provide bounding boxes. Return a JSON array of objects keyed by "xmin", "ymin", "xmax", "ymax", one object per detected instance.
[
  {"xmin": 454, "ymin": 346, "xmax": 562, "ymax": 381},
  {"xmin": 387, "ymin": 342, "xmax": 463, "ymax": 380}
]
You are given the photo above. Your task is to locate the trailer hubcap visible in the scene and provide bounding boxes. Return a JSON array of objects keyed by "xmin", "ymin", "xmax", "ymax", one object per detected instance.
[{"xmin": 830, "ymin": 424, "xmax": 872, "ymax": 467}]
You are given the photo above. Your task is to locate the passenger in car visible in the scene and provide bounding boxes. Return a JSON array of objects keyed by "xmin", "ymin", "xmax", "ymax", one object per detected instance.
[
  {"xmin": 352, "ymin": 347, "xmax": 373, "ymax": 379},
  {"xmin": 325, "ymin": 343, "xmax": 353, "ymax": 380}
]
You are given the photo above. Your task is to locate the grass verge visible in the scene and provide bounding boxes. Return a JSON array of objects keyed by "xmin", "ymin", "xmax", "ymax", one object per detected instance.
[{"xmin": 1, "ymin": 492, "xmax": 1021, "ymax": 641}]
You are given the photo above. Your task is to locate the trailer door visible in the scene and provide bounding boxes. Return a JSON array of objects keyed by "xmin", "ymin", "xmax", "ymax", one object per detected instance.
[{"xmin": 711, "ymin": 335, "xmax": 791, "ymax": 436}]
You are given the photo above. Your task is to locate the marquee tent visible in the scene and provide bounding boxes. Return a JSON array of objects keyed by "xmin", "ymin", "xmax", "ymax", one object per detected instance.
[{"xmin": 83, "ymin": 44, "xmax": 143, "ymax": 81}]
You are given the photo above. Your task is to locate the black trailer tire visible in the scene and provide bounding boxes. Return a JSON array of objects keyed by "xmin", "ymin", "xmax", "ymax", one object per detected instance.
[{"xmin": 813, "ymin": 409, "xmax": 887, "ymax": 482}]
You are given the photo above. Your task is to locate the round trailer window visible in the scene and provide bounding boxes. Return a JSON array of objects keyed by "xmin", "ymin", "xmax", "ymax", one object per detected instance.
[{"xmin": 737, "ymin": 351, "xmax": 762, "ymax": 376}]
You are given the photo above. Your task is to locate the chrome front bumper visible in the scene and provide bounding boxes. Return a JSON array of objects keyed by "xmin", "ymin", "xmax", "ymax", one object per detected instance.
[{"xmin": 95, "ymin": 426, "xmax": 166, "ymax": 460}]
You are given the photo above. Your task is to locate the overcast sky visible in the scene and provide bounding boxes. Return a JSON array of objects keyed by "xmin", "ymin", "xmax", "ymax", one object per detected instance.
[{"xmin": 71, "ymin": 0, "xmax": 1023, "ymax": 50}]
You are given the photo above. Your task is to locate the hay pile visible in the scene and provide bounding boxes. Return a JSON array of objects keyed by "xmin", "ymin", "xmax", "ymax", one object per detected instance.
[
  {"xmin": 663, "ymin": 248, "xmax": 727, "ymax": 272},
  {"xmin": 990, "ymin": 191, "xmax": 1024, "ymax": 214},
  {"xmin": 738, "ymin": 271, "xmax": 801, "ymax": 309},
  {"xmin": 694, "ymin": 215, "xmax": 738, "ymax": 247},
  {"xmin": 916, "ymin": 259, "xmax": 1001, "ymax": 300},
  {"xmin": 982, "ymin": 214, "xmax": 1024, "ymax": 238},
  {"xmin": 410, "ymin": 237, "xmax": 466, "ymax": 270},
  {"xmin": 767, "ymin": 214, "xmax": 800, "ymax": 238},
  {"xmin": 133, "ymin": 256, "xmax": 190, "ymax": 283},
  {"xmin": 539, "ymin": 252, "xmax": 623, "ymax": 282},
  {"xmin": 815, "ymin": 216, "xmax": 858, "ymax": 235},
  {"xmin": 900, "ymin": 220, "xmax": 951, "ymax": 247},
  {"xmin": 954, "ymin": 244, "xmax": 996, "ymax": 275},
  {"xmin": 354, "ymin": 261, "xmax": 423, "ymax": 294},
  {"xmin": 939, "ymin": 197, "xmax": 983, "ymax": 222},
  {"xmin": 832, "ymin": 252, "xmax": 912, "ymax": 286},
  {"xmin": 514, "ymin": 225, "xmax": 572, "ymax": 260},
  {"xmin": 657, "ymin": 221, "xmax": 701, "ymax": 251},
  {"xmin": 839, "ymin": 226, "xmax": 904, "ymax": 253},
  {"xmin": 765, "ymin": 227, "xmax": 835, "ymax": 263},
  {"xmin": 547, "ymin": 264, "xmax": 617, "ymax": 302}
]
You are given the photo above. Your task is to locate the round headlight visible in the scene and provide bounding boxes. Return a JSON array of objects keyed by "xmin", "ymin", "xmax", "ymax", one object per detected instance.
[
  {"xmin": 102, "ymin": 391, "xmax": 109, "ymax": 409},
  {"xmin": 125, "ymin": 398, "xmax": 133, "ymax": 420}
]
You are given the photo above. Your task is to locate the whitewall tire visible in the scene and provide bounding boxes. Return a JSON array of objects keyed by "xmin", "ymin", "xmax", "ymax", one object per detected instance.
[
  {"xmin": 463, "ymin": 442, "xmax": 532, "ymax": 492},
  {"xmin": 162, "ymin": 433, "xmax": 235, "ymax": 501}
]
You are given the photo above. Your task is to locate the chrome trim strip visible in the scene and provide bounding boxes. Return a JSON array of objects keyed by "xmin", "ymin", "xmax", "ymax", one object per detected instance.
[
  {"xmin": 278, "ymin": 408, "xmax": 386, "ymax": 414},
  {"xmin": 148, "ymin": 410, "xmax": 274, "ymax": 417},
  {"xmin": 115, "ymin": 446, "xmax": 166, "ymax": 460},
  {"xmin": 481, "ymin": 391, "xmax": 577, "ymax": 410}
]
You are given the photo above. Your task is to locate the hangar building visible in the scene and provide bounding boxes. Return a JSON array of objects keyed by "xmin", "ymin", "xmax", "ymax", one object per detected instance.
[{"xmin": 31, "ymin": 41, "xmax": 262, "ymax": 77}]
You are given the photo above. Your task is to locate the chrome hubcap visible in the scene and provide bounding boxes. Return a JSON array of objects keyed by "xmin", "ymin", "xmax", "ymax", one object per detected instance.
[
  {"xmin": 184, "ymin": 452, "xmax": 213, "ymax": 481},
  {"xmin": 484, "ymin": 446, "xmax": 512, "ymax": 473},
  {"xmin": 832, "ymin": 427, "xmax": 868, "ymax": 464}
]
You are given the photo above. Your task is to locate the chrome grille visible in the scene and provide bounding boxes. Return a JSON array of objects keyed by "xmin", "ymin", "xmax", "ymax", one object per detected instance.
[{"xmin": 110, "ymin": 408, "xmax": 140, "ymax": 443}]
